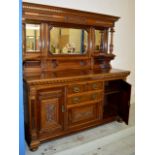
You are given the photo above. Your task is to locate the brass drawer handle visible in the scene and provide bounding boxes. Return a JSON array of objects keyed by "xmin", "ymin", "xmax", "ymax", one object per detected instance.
[
  {"xmin": 92, "ymin": 83, "xmax": 98, "ymax": 89},
  {"xmin": 92, "ymin": 93, "xmax": 97, "ymax": 100},
  {"xmin": 73, "ymin": 86, "xmax": 80, "ymax": 93},
  {"xmin": 73, "ymin": 97, "xmax": 80, "ymax": 104}
]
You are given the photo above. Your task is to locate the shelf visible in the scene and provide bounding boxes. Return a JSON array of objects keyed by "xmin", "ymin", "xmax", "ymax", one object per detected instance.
[
  {"xmin": 103, "ymin": 105, "xmax": 118, "ymax": 118},
  {"xmin": 105, "ymin": 90, "xmax": 120, "ymax": 95},
  {"xmin": 93, "ymin": 52, "xmax": 115, "ymax": 58},
  {"xmin": 104, "ymin": 80, "xmax": 122, "ymax": 95}
]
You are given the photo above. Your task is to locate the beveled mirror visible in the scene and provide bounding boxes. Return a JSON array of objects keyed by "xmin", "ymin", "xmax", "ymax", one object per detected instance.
[
  {"xmin": 26, "ymin": 24, "xmax": 40, "ymax": 52},
  {"xmin": 95, "ymin": 30, "xmax": 102, "ymax": 51},
  {"xmin": 49, "ymin": 27, "xmax": 88, "ymax": 54},
  {"xmin": 95, "ymin": 29, "xmax": 108, "ymax": 53}
]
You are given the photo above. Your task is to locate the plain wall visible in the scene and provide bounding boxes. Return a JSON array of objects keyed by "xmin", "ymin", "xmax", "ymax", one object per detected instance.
[{"xmin": 23, "ymin": 0, "xmax": 135, "ymax": 104}]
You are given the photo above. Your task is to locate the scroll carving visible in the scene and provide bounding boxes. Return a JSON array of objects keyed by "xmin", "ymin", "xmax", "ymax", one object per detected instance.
[
  {"xmin": 51, "ymin": 60, "xmax": 58, "ymax": 68},
  {"xmin": 46, "ymin": 104, "xmax": 55, "ymax": 123},
  {"xmin": 74, "ymin": 110, "xmax": 93, "ymax": 120}
]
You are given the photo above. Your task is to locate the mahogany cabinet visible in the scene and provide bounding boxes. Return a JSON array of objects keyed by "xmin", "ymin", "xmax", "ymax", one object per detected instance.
[{"xmin": 22, "ymin": 2, "xmax": 131, "ymax": 151}]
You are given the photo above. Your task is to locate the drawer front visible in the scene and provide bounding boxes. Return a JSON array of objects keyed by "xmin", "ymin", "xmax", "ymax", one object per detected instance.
[
  {"xmin": 68, "ymin": 81, "xmax": 103, "ymax": 95},
  {"xmin": 68, "ymin": 83, "xmax": 87, "ymax": 94},
  {"xmin": 87, "ymin": 81, "xmax": 103, "ymax": 91},
  {"xmin": 67, "ymin": 91, "xmax": 102, "ymax": 105}
]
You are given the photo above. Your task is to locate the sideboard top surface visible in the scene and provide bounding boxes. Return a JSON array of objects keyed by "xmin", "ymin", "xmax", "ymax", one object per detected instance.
[{"xmin": 24, "ymin": 69, "xmax": 130, "ymax": 85}]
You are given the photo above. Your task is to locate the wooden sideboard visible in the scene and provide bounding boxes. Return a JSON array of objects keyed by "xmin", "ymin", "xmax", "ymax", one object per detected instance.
[{"xmin": 22, "ymin": 2, "xmax": 131, "ymax": 151}]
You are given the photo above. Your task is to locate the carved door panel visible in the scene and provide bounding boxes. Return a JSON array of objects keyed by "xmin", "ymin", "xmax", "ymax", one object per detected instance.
[
  {"xmin": 37, "ymin": 88, "xmax": 64, "ymax": 136},
  {"xmin": 67, "ymin": 102, "xmax": 102, "ymax": 129},
  {"xmin": 118, "ymin": 80, "xmax": 131, "ymax": 124}
]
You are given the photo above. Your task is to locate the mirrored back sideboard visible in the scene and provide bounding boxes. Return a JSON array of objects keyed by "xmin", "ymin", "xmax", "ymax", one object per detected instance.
[{"xmin": 22, "ymin": 2, "xmax": 131, "ymax": 151}]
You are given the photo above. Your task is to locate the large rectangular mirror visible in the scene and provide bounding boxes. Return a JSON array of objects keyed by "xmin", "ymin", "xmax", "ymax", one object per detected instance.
[
  {"xmin": 26, "ymin": 24, "xmax": 40, "ymax": 52},
  {"xmin": 49, "ymin": 27, "xmax": 88, "ymax": 54}
]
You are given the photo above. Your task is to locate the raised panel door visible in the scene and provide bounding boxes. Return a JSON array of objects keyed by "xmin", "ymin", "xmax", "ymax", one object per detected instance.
[
  {"xmin": 37, "ymin": 88, "xmax": 64, "ymax": 137},
  {"xmin": 67, "ymin": 102, "xmax": 102, "ymax": 129},
  {"xmin": 40, "ymin": 98, "xmax": 63, "ymax": 132}
]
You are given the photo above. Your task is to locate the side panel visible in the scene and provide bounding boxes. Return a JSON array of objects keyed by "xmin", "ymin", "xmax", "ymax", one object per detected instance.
[{"xmin": 118, "ymin": 80, "xmax": 131, "ymax": 124}]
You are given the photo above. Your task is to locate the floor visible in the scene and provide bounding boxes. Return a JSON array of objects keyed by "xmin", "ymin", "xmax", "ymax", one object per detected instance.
[{"xmin": 26, "ymin": 104, "xmax": 135, "ymax": 155}]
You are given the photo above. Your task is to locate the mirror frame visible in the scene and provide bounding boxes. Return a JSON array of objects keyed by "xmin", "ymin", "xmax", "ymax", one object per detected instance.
[
  {"xmin": 25, "ymin": 23, "xmax": 41, "ymax": 53},
  {"xmin": 48, "ymin": 25, "xmax": 90, "ymax": 57},
  {"xmin": 94, "ymin": 27, "xmax": 109, "ymax": 53}
]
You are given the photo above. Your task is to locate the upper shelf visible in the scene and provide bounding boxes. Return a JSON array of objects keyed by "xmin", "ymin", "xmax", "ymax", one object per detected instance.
[{"xmin": 22, "ymin": 2, "xmax": 120, "ymax": 28}]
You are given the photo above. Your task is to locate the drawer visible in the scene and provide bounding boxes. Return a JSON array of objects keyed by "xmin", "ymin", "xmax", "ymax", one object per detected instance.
[
  {"xmin": 68, "ymin": 83, "xmax": 87, "ymax": 94},
  {"xmin": 67, "ymin": 91, "xmax": 102, "ymax": 105},
  {"xmin": 68, "ymin": 81, "xmax": 103, "ymax": 95},
  {"xmin": 87, "ymin": 81, "xmax": 103, "ymax": 91}
]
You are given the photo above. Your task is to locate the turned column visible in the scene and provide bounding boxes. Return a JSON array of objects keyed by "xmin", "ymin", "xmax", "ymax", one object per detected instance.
[
  {"xmin": 29, "ymin": 87, "xmax": 40, "ymax": 151},
  {"xmin": 103, "ymin": 28, "xmax": 108, "ymax": 53},
  {"xmin": 22, "ymin": 22, "xmax": 26, "ymax": 58},
  {"xmin": 99, "ymin": 28, "xmax": 109, "ymax": 53},
  {"xmin": 99, "ymin": 30, "xmax": 104, "ymax": 52},
  {"xmin": 41, "ymin": 23, "xmax": 48, "ymax": 72},
  {"xmin": 109, "ymin": 27, "xmax": 115, "ymax": 54}
]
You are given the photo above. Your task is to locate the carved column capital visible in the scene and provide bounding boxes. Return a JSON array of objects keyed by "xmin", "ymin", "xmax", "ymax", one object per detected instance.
[{"xmin": 110, "ymin": 27, "xmax": 115, "ymax": 33}]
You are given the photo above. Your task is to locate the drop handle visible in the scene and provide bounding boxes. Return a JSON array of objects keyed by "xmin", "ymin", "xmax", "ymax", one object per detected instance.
[
  {"xmin": 73, "ymin": 97, "xmax": 80, "ymax": 104},
  {"xmin": 92, "ymin": 94, "xmax": 97, "ymax": 100},
  {"xmin": 73, "ymin": 86, "xmax": 80, "ymax": 93},
  {"xmin": 92, "ymin": 83, "xmax": 98, "ymax": 89}
]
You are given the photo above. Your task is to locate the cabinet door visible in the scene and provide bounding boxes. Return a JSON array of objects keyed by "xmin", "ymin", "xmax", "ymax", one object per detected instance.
[
  {"xmin": 37, "ymin": 88, "xmax": 64, "ymax": 136},
  {"xmin": 67, "ymin": 102, "xmax": 102, "ymax": 129},
  {"xmin": 118, "ymin": 80, "xmax": 131, "ymax": 124}
]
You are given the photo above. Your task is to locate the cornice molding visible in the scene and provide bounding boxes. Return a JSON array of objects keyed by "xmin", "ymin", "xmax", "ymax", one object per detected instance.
[{"xmin": 23, "ymin": 2, "xmax": 120, "ymax": 27}]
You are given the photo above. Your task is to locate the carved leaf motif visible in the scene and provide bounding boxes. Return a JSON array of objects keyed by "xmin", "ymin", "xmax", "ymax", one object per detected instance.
[
  {"xmin": 74, "ymin": 109, "xmax": 93, "ymax": 120},
  {"xmin": 46, "ymin": 104, "xmax": 55, "ymax": 123}
]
